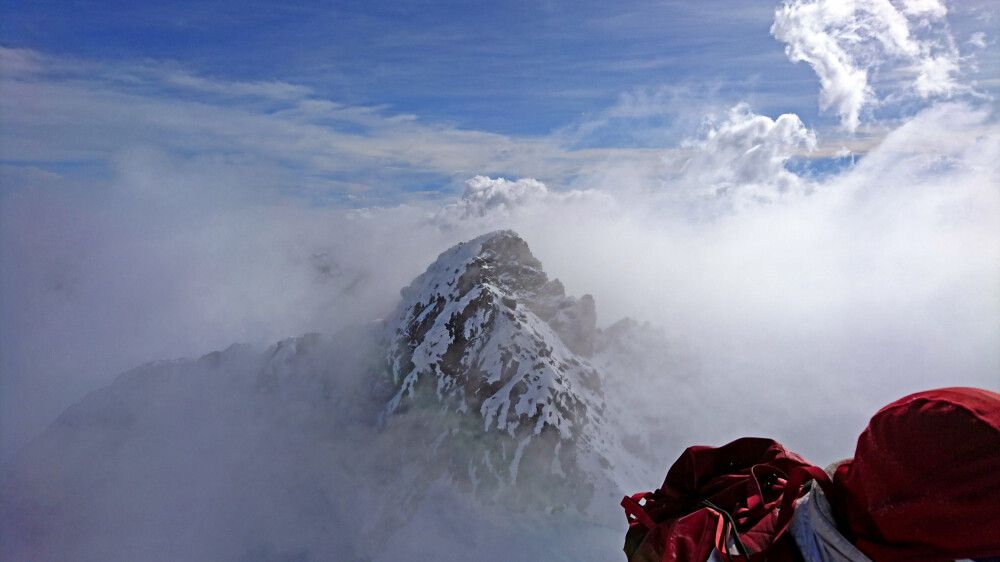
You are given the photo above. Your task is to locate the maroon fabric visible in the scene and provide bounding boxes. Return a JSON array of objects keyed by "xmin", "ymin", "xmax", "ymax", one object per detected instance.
[
  {"xmin": 623, "ymin": 437, "xmax": 826, "ymax": 562},
  {"xmin": 831, "ymin": 387, "xmax": 1000, "ymax": 562}
]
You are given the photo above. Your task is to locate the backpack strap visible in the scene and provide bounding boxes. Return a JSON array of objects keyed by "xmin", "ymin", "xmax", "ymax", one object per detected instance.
[
  {"xmin": 701, "ymin": 499, "xmax": 750, "ymax": 558},
  {"xmin": 710, "ymin": 464, "xmax": 832, "ymax": 560},
  {"xmin": 774, "ymin": 465, "xmax": 832, "ymax": 532},
  {"xmin": 621, "ymin": 492, "xmax": 656, "ymax": 530}
]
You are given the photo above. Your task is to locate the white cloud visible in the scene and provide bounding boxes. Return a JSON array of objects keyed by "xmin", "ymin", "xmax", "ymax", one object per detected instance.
[
  {"xmin": 555, "ymin": 85, "xmax": 732, "ymax": 149},
  {"xmin": 2, "ymin": 102, "xmax": 998, "ymax": 483},
  {"xmin": 675, "ymin": 104, "xmax": 816, "ymax": 203},
  {"xmin": 2, "ymin": 44, "xmax": 998, "ymax": 471},
  {"xmin": 0, "ymin": 47, "xmax": 599, "ymax": 198},
  {"xmin": 899, "ymin": 0, "xmax": 948, "ymax": 18},
  {"xmin": 771, "ymin": 0, "xmax": 965, "ymax": 131},
  {"xmin": 967, "ymin": 31, "xmax": 988, "ymax": 49},
  {"xmin": 438, "ymin": 175, "xmax": 606, "ymax": 221},
  {"xmin": 450, "ymin": 176, "xmax": 551, "ymax": 217},
  {"xmin": 162, "ymin": 71, "xmax": 314, "ymax": 100},
  {"xmin": 913, "ymin": 54, "xmax": 962, "ymax": 97},
  {"xmin": 0, "ymin": 47, "xmax": 50, "ymax": 75}
]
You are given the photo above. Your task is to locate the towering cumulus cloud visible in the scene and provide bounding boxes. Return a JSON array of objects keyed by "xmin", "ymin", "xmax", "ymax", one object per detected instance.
[
  {"xmin": 678, "ymin": 104, "xmax": 816, "ymax": 202},
  {"xmin": 771, "ymin": 0, "xmax": 964, "ymax": 130},
  {"xmin": 449, "ymin": 176, "xmax": 552, "ymax": 217}
]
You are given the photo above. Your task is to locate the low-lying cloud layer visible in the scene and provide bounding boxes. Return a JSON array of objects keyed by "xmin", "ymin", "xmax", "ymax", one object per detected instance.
[
  {"xmin": 1, "ymin": 0, "xmax": 997, "ymax": 474},
  {"xmin": 4, "ymin": 101, "xmax": 997, "ymax": 465}
]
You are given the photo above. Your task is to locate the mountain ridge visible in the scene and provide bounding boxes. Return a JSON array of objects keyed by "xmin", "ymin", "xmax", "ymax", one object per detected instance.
[{"xmin": 1, "ymin": 229, "xmax": 678, "ymax": 561}]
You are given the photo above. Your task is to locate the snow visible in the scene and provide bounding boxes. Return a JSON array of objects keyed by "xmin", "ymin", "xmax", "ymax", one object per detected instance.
[
  {"xmin": 384, "ymin": 231, "xmax": 616, "ymax": 496},
  {"xmin": 2, "ymin": 230, "xmax": 680, "ymax": 561}
]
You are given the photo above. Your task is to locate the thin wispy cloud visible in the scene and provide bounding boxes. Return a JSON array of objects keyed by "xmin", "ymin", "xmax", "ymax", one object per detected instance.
[
  {"xmin": 4, "ymin": 45, "xmax": 861, "ymax": 209},
  {"xmin": 0, "ymin": 47, "xmax": 583, "ymax": 199}
]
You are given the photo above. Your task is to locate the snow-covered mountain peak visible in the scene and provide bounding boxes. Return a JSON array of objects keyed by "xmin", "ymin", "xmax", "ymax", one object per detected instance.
[
  {"xmin": 1, "ymin": 229, "xmax": 682, "ymax": 560},
  {"xmin": 397, "ymin": 230, "xmax": 544, "ymax": 304},
  {"xmin": 387, "ymin": 230, "xmax": 603, "ymax": 429},
  {"xmin": 384, "ymin": 231, "xmax": 614, "ymax": 505}
]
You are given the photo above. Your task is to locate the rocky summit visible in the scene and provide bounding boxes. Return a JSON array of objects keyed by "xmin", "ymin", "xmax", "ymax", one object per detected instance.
[
  {"xmin": 384, "ymin": 230, "xmax": 616, "ymax": 509},
  {"xmin": 1, "ymin": 230, "xmax": 675, "ymax": 562}
]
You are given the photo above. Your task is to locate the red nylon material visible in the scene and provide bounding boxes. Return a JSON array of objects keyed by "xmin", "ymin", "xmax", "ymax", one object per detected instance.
[
  {"xmin": 831, "ymin": 387, "xmax": 1000, "ymax": 562},
  {"xmin": 623, "ymin": 493, "xmax": 657, "ymax": 530},
  {"xmin": 622, "ymin": 437, "xmax": 826, "ymax": 562},
  {"xmin": 637, "ymin": 510, "xmax": 724, "ymax": 562}
]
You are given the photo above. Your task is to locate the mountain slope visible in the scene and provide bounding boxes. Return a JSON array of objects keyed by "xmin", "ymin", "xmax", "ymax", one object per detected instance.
[
  {"xmin": 384, "ymin": 231, "xmax": 617, "ymax": 509},
  {"xmin": 1, "ymin": 230, "xmax": 679, "ymax": 561}
]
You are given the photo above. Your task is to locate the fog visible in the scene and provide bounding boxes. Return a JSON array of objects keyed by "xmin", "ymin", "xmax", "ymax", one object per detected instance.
[
  {"xmin": 4, "ymin": 100, "xmax": 997, "ymax": 465},
  {"xmin": 1, "ymin": 1, "xmax": 999, "ymax": 558}
]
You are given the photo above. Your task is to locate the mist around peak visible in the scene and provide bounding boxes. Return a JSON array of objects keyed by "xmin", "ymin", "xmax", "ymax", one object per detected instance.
[
  {"xmin": 2, "ymin": 1, "xmax": 998, "ymax": 560},
  {"xmin": 1, "ymin": 231, "xmax": 690, "ymax": 561}
]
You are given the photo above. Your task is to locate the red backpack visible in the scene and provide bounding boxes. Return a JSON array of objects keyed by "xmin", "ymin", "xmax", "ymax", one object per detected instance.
[{"xmin": 621, "ymin": 437, "xmax": 830, "ymax": 562}]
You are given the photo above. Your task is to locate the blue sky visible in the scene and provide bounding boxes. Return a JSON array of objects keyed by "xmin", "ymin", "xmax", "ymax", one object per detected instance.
[
  {"xmin": 2, "ymin": 1, "xmax": 816, "ymax": 135},
  {"xmin": 2, "ymin": 0, "xmax": 997, "ymax": 204}
]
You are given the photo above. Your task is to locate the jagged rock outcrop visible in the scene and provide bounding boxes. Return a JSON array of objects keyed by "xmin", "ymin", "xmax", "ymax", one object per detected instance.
[
  {"xmin": 1, "ymin": 230, "xmax": 678, "ymax": 562},
  {"xmin": 383, "ymin": 230, "xmax": 615, "ymax": 508}
]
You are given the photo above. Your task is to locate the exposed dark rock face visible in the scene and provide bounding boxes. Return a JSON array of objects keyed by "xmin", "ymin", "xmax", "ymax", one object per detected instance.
[
  {"xmin": 1, "ymin": 230, "xmax": 676, "ymax": 562},
  {"xmin": 384, "ymin": 231, "xmax": 614, "ymax": 509}
]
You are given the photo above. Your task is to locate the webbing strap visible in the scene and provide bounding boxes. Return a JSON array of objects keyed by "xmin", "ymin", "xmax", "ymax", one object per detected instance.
[
  {"xmin": 621, "ymin": 493, "xmax": 656, "ymax": 530},
  {"xmin": 701, "ymin": 499, "xmax": 750, "ymax": 558},
  {"xmin": 775, "ymin": 465, "xmax": 831, "ymax": 531}
]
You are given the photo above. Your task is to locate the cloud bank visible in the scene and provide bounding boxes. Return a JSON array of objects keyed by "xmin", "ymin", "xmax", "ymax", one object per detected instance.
[
  {"xmin": 1, "ymin": 4, "xmax": 998, "ymax": 562},
  {"xmin": 1, "ymin": 0, "xmax": 997, "ymax": 479},
  {"xmin": 6, "ymin": 98, "xmax": 996, "ymax": 467}
]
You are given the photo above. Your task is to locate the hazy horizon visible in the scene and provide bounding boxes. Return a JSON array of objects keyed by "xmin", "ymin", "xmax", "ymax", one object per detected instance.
[{"xmin": 3, "ymin": 0, "xmax": 998, "ymax": 491}]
